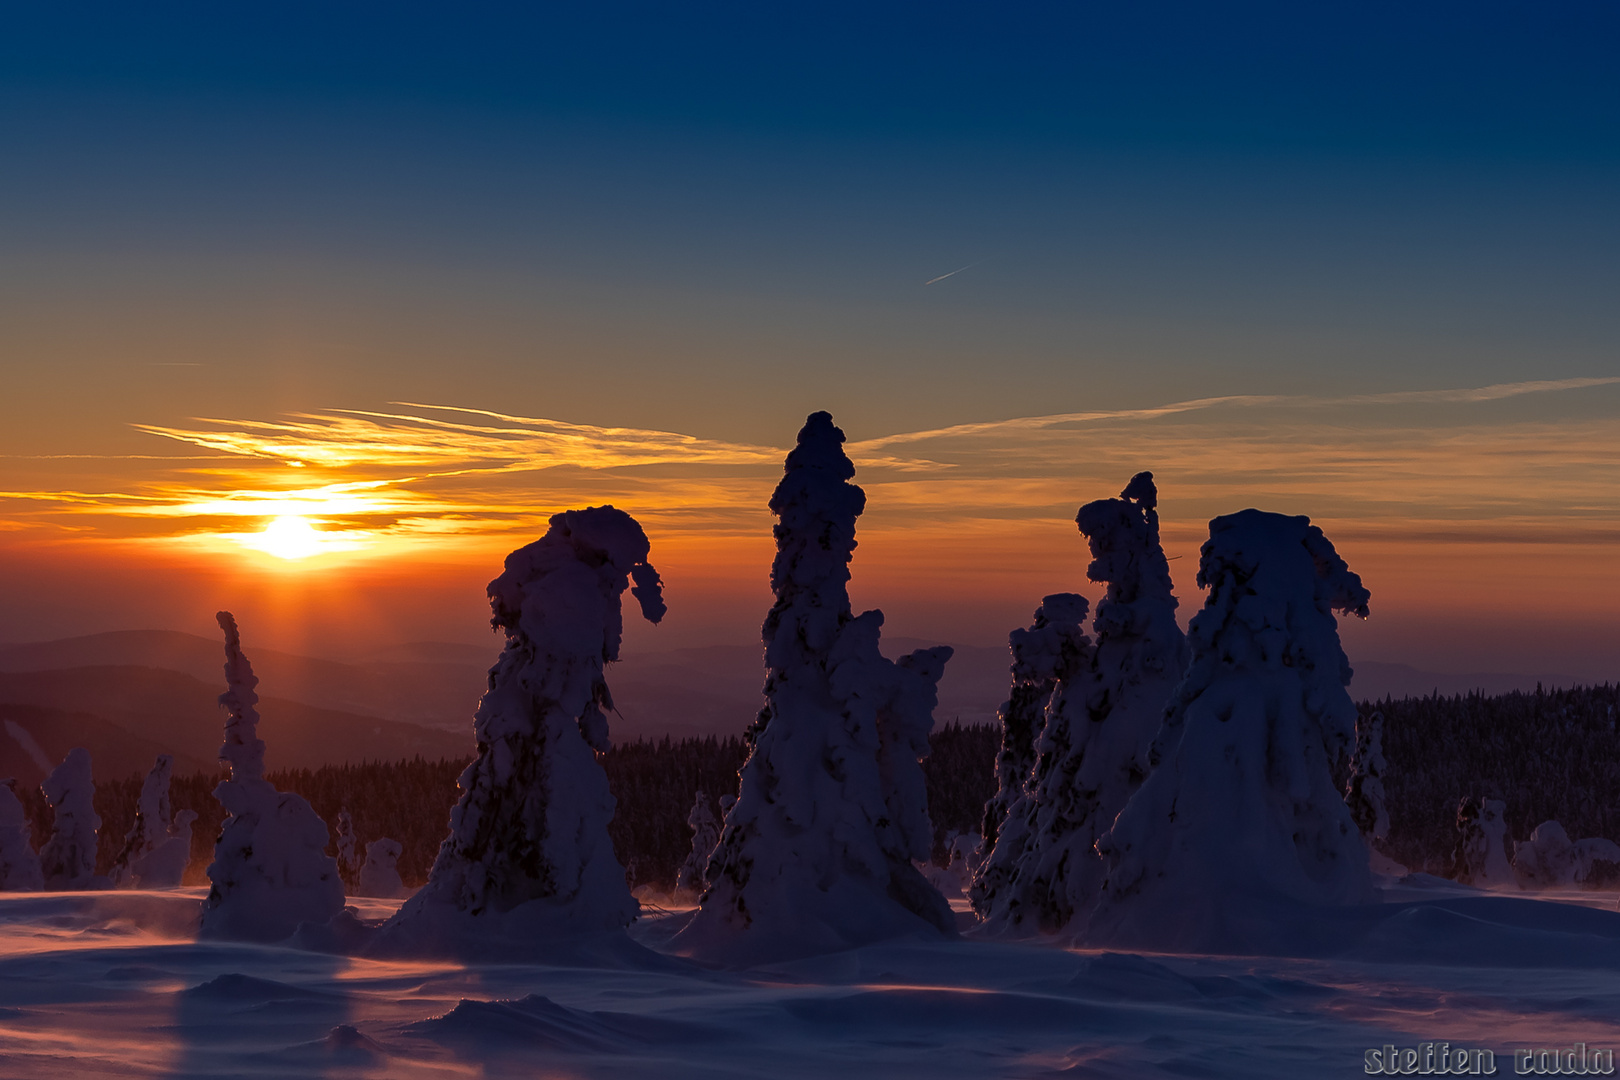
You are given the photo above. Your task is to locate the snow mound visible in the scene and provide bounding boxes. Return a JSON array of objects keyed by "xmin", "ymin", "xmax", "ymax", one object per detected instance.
[
  {"xmin": 0, "ymin": 779, "xmax": 43, "ymax": 891},
  {"xmin": 378, "ymin": 506, "xmax": 664, "ymax": 955},
  {"xmin": 40, "ymin": 748, "xmax": 108, "ymax": 890},
  {"xmin": 199, "ymin": 613, "xmax": 345, "ymax": 942},
  {"xmin": 678, "ymin": 412, "xmax": 955, "ymax": 965},
  {"xmin": 1088, "ymin": 509, "xmax": 1373, "ymax": 953}
]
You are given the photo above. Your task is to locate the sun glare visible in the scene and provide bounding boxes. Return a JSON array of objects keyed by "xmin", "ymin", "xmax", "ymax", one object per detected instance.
[{"xmin": 240, "ymin": 515, "xmax": 357, "ymax": 560}]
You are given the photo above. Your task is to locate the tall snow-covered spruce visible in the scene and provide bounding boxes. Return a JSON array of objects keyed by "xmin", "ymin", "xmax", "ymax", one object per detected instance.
[
  {"xmin": 974, "ymin": 473, "xmax": 1188, "ymax": 936},
  {"xmin": 110, "ymin": 754, "xmax": 174, "ymax": 887},
  {"xmin": 1089, "ymin": 509, "xmax": 1374, "ymax": 952},
  {"xmin": 1345, "ymin": 710, "xmax": 1390, "ymax": 844},
  {"xmin": 675, "ymin": 791, "xmax": 721, "ymax": 897},
  {"xmin": 379, "ymin": 506, "xmax": 665, "ymax": 952},
  {"xmin": 199, "ymin": 613, "xmax": 344, "ymax": 941},
  {"xmin": 675, "ymin": 412, "xmax": 955, "ymax": 964}
]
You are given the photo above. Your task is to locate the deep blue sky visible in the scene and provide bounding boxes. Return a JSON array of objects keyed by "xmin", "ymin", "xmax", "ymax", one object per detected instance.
[{"xmin": 2, "ymin": 2, "xmax": 1617, "ymax": 445}]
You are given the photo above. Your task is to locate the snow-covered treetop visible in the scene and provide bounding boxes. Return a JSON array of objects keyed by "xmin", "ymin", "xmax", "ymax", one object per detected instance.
[
  {"xmin": 762, "ymin": 411, "xmax": 865, "ymax": 672},
  {"xmin": 215, "ymin": 611, "xmax": 266, "ymax": 783},
  {"xmin": 1180, "ymin": 509, "xmax": 1370, "ymax": 756},
  {"xmin": 1077, "ymin": 471, "xmax": 1177, "ymax": 628},
  {"xmin": 1008, "ymin": 593, "xmax": 1091, "ymax": 686},
  {"xmin": 488, "ymin": 505, "xmax": 665, "ymax": 663}
]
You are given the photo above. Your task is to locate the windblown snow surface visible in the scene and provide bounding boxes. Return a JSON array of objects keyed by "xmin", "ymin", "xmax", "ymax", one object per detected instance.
[{"xmin": 6, "ymin": 881, "xmax": 1620, "ymax": 1077}]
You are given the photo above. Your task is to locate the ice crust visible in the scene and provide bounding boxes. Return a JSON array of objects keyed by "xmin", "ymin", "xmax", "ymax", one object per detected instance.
[
  {"xmin": 41, "ymin": 748, "xmax": 107, "ymax": 889},
  {"xmin": 0, "ymin": 780, "xmax": 43, "ymax": 891},
  {"xmin": 199, "ymin": 612, "xmax": 345, "ymax": 942},
  {"xmin": 379, "ymin": 506, "xmax": 664, "ymax": 954},
  {"xmin": 679, "ymin": 412, "xmax": 955, "ymax": 964},
  {"xmin": 1089, "ymin": 509, "xmax": 1374, "ymax": 952}
]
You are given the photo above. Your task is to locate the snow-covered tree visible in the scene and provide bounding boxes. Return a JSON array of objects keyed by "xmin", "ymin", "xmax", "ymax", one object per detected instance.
[
  {"xmin": 976, "ymin": 474, "xmax": 1189, "ymax": 936},
  {"xmin": 199, "ymin": 612, "xmax": 345, "ymax": 941},
  {"xmin": 675, "ymin": 791, "xmax": 720, "ymax": 897},
  {"xmin": 1089, "ymin": 509, "xmax": 1374, "ymax": 951},
  {"xmin": 1512, "ymin": 820, "xmax": 1620, "ymax": 888},
  {"xmin": 41, "ymin": 748, "xmax": 106, "ymax": 889},
  {"xmin": 131, "ymin": 810, "xmax": 195, "ymax": 888},
  {"xmin": 357, "ymin": 838, "xmax": 407, "ymax": 898},
  {"xmin": 969, "ymin": 593, "xmax": 1091, "ymax": 923},
  {"xmin": 334, "ymin": 809, "xmax": 359, "ymax": 885},
  {"xmin": 381, "ymin": 506, "xmax": 665, "ymax": 948},
  {"xmin": 677, "ymin": 412, "xmax": 955, "ymax": 963},
  {"xmin": 0, "ymin": 780, "xmax": 43, "ymax": 891},
  {"xmin": 1454, "ymin": 797, "xmax": 1514, "ymax": 886},
  {"xmin": 110, "ymin": 755, "xmax": 174, "ymax": 887},
  {"xmin": 1345, "ymin": 710, "xmax": 1390, "ymax": 842}
]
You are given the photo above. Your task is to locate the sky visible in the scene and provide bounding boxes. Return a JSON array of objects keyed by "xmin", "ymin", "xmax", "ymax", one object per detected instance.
[{"xmin": 2, "ymin": 3, "xmax": 1618, "ymax": 678}]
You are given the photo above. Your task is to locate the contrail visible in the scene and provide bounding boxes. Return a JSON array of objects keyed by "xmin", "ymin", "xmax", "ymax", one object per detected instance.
[{"xmin": 925, "ymin": 262, "xmax": 978, "ymax": 285}]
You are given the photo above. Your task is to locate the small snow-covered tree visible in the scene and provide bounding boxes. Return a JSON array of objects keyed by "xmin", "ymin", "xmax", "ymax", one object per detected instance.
[
  {"xmin": 131, "ymin": 810, "xmax": 196, "ymax": 888},
  {"xmin": 41, "ymin": 748, "xmax": 106, "ymax": 889},
  {"xmin": 333, "ymin": 808, "xmax": 360, "ymax": 889},
  {"xmin": 357, "ymin": 838, "xmax": 407, "ymax": 898},
  {"xmin": 976, "ymin": 474, "xmax": 1189, "ymax": 936},
  {"xmin": 969, "ymin": 593, "xmax": 1091, "ymax": 922},
  {"xmin": 677, "ymin": 412, "xmax": 955, "ymax": 963},
  {"xmin": 111, "ymin": 755, "xmax": 174, "ymax": 887},
  {"xmin": 1454, "ymin": 797, "xmax": 1513, "ymax": 886},
  {"xmin": 199, "ymin": 613, "xmax": 345, "ymax": 941},
  {"xmin": 1090, "ymin": 509, "xmax": 1374, "ymax": 951},
  {"xmin": 382, "ymin": 506, "xmax": 665, "ymax": 947},
  {"xmin": 0, "ymin": 779, "xmax": 43, "ymax": 891},
  {"xmin": 1345, "ymin": 711, "xmax": 1390, "ymax": 843},
  {"xmin": 675, "ymin": 791, "xmax": 720, "ymax": 897},
  {"xmin": 1513, "ymin": 820, "xmax": 1620, "ymax": 888}
]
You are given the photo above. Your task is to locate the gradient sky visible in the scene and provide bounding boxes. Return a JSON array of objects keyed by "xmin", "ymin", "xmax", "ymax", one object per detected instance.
[{"xmin": 3, "ymin": 4, "xmax": 1618, "ymax": 678}]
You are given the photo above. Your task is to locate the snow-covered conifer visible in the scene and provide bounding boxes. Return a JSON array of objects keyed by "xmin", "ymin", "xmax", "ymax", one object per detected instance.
[
  {"xmin": 199, "ymin": 612, "xmax": 344, "ymax": 941},
  {"xmin": 382, "ymin": 506, "xmax": 665, "ymax": 947},
  {"xmin": 975, "ymin": 473, "xmax": 1189, "ymax": 936},
  {"xmin": 1345, "ymin": 711, "xmax": 1390, "ymax": 843},
  {"xmin": 335, "ymin": 809, "xmax": 359, "ymax": 884},
  {"xmin": 1513, "ymin": 820, "xmax": 1620, "ymax": 888},
  {"xmin": 677, "ymin": 412, "xmax": 955, "ymax": 963},
  {"xmin": 1454, "ymin": 797, "xmax": 1514, "ymax": 886},
  {"xmin": 111, "ymin": 755, "xmax": 174, "ymax": 887},
  {"xmin": 969, "ymin": 593, "xmax": 1091, "ymax": 923},
  {"xmin": 675, "ymin": 792, "xmax": 720, "ymax": 897},
  {"xmin": 40, "ymin": 748, "xmax": 106, "ymax": 889},
  {"xmin": 0, "ymin": 780, "xmax": 43, "ymax": 891},
  {"xmin": 131, "ymin": 810, "xmax": 195, "ymax": 888},
  {"xmin": 1089, "ymin": 509, "xmax": 1374, "ymax": 951},
  {"xmin": 357, "ymin": 838, "xmax": 407, "ymax": 898}
]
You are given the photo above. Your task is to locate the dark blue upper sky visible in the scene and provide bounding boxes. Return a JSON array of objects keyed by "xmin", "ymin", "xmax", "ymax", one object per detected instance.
[{"xmin": 3, "ymin": 2, "xmax": 1617, "ymax": 444}]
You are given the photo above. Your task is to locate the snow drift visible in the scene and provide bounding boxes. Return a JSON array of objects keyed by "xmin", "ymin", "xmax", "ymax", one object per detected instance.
[
  {"xmin": 1089, "ymin": 508, "xmax": 1374, "ymax": 952},
  {"xmin": 378, "ymin": 506, "xmax": 665, "ymax": 955},
  {"xmin": 678, "ymin": 412, "xmax": 955, "ymax": 964},
  {"xmin": 199, "ymin": 612, "xmax": 344, "ymax": 941}
]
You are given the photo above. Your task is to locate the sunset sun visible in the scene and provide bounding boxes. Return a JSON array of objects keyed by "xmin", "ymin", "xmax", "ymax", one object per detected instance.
[{"xmin": 240, "ymin": 515, "xmax": 353, "ymax": 560}]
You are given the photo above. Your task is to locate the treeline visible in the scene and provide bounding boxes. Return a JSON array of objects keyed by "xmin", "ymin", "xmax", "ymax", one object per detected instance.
[
  {"xmin": 24, "ymin": 686, "xmax": 1603, "ymax": 891},
  {"xmin": 16, "ymin": 722, "xmax": 1001, "ymax": 890},
  {"xmin": 1369, "ymin": 683, "xmax": 1620, "ymax": 874}
]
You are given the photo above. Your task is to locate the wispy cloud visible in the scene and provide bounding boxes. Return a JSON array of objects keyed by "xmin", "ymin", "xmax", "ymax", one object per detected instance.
[{"xmin": 3, "ymin": 378, "xmax": 1617, "ymax": 561}]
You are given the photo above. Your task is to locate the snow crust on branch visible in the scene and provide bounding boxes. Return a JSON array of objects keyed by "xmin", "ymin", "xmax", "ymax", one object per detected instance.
[
  {"xmin": 676, "ymin": 412, "xmax": 955, "ymax": 964},
  {"xmin": 380, "ymin": 506, "xmax": 664, "ymax": 953},
  {"xmin": 111, "ymin": 755, "xmax": 173, "ymax": 887},
  {"xmin": 41, "ymin": 748, "xmax": 107, "ymax": 890},
  {"xmin": 0, "ymin": 780, "xmax": 43, "ymax": 891},
  {"xmin": 1089, "ymin": 509, "xmax": 1374, "ymax": 952},
  {"xmin": 973, "ymin": 472, "xmax": 1188, "ymax": 937},
  {"xmin": 357, "ymin": 839, "xmax": 407, "ymax": 899},
  {"xmin": 199, "ymin": 612, "xmax": 344, "ymax": 941}
]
